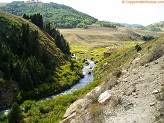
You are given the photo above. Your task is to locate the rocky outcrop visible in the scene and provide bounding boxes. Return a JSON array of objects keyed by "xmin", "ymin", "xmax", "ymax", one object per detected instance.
[
  {"xmin": 61, "ymin": 98, "xmax": 92, "ymax": 123},
  {"xmin": 61, "ymin": 86, "xmax": 104, "ymax": 123}
]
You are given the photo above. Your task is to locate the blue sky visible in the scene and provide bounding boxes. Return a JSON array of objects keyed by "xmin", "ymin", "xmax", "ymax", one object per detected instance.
[{"xmin": 1, "ymin": 0, "xmax": 164, "ymax": 26}]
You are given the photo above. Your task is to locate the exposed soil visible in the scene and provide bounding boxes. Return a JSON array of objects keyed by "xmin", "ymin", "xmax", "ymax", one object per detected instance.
[{"xmin": 103, "ymin": 55, "xmax": 164, "ymax": 123}]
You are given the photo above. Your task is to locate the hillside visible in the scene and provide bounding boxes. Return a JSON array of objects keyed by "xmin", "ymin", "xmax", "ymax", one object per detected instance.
[
  {"xmin": 0, "ymin": 1, "xmax": 97, "ymax": 28},
  {"xmin": 60, "ymin": 34, "xmax": 164, "ymax": 123},
  {"xmin": 145, "ymin": 21, "xmax": 164, "ymax": 32},
  {"xmin": 59, "ymin": 24, "xmax": 162, "ymax": 48},
  {"xmin": 0, "ymin": 10, "xmax": 82, "ymax": 109},
  {"xmin": 121, "ymin": 23, "xmax": 145, "ymax": 29},
  {"xmin": 121, "ymin": 22, "xmax": 164, "ymax": 32}
]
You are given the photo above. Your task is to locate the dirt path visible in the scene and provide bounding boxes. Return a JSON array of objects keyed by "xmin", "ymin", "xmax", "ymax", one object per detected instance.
[{"xmin": 104, "ymin": 55, "xmax": 164, "ymax": 123}]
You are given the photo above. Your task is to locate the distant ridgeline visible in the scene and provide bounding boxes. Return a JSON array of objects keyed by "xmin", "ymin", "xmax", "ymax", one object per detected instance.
[{"xmin": 0, "ymin": 1, "xmax": 97, "ymax": 28}]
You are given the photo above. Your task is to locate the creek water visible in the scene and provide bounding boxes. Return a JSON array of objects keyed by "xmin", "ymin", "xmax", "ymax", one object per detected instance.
[{"xmin": 0, "ymin": 59, "xmax": 96, "ymax": 115}]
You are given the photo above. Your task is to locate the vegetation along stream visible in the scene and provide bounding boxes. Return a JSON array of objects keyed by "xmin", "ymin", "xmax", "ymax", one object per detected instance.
[{"xmin": 0, "ymin": 59, "xmax": 96, "ymax": 115}]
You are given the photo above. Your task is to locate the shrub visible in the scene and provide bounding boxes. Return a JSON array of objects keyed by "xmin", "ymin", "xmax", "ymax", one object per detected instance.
[
  {"xmin": 112, "ymin": 69, "xmax": 122, "ymax": 78},
  {"xmin": 135, "ymin": 44, "xmax": 142, "ymax": 52},
  {"xmin": 0, "ymin": 115, "xmax": 8, "ymax": 123},
  {"xmin": 141, "ymin": 35, "xmax": 155, "ymax": 41}
]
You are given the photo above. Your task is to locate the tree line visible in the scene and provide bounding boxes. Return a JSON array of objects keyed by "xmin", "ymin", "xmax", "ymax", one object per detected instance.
[{"xmin": 23, "ymin": 13, "xmax": 70, "ymax": 55}]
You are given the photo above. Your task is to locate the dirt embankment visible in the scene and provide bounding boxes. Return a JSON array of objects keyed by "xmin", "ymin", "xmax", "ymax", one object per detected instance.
[{"xmin": 103, "ymin": 55, "xmax": 164, "ymax": 123}]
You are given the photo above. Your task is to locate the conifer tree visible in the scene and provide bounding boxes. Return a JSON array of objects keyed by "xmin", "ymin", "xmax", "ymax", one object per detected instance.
[
  {"xmin": 13, "ymin": 61, "xmax": 22, "ymax": 82},
  {"xmin": 4, "ymin": 65, "xmax": 11, "ymax": 80}
]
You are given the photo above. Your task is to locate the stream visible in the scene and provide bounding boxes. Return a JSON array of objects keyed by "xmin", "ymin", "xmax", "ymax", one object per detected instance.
[{"xmin": 0, "ymin": 59, "xmax": 96, "ymax": 115}]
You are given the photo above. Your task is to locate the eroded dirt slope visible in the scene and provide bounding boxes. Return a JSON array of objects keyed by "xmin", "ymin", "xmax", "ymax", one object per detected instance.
[{"xmin": 103, "ymin": 55, "xmax": 164, "ymax": 123}]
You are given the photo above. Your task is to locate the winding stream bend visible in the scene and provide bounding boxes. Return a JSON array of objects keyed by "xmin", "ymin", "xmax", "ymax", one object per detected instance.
[{"xmin": 0, "ymin": 60, "xmax": 96, "ymax": 115}]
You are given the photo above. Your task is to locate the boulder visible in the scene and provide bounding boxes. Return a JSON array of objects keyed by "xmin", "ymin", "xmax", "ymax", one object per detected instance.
[
  {"xmin": 86, "ymin": 86, "xmax": 103, "ymax": 102},
  {"xmin": 61, "ymin": 98, "xmax": 92, "ymax": 123},
  {"xmin": 98, "ymin": 90, "xmax": 112, "ymax": 104}
]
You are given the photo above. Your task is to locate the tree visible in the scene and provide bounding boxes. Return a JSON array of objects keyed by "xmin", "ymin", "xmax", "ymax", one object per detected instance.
[
  {"xmin": 135, "ymin": 44, "xmax": 142, "ymax": 52},
  {"xmin": 13, "ymin": 61, "xmax": 22, "ymax": 81},
  {"xmin": 22, "ymin": 14, "xmax": 29, "ymax": 20},
  {"xmin": 8, "ymin": 103, "xmax": 23, "ymax": 123},
  {"xmin": 4, "ymin": 65, "xmax": 11, "ymax": 80},
  {"xmin": 20, "ymin": 68, "xmax": 33, "ymax": 91},
  {"xmin": 141, "ymin": 35, "xmax": 155, "ymax": 41}
]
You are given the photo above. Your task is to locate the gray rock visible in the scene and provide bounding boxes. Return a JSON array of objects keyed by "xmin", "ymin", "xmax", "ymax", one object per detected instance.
[
  {"xmin": 98, "ymin": 90, "xmax": 112, "ymax": 104},
  {"xmin": 152, "ymin": 90, "xmax": 159, "ymax": 94},
  {"xmin": 61, "ymin": 98, "xmax": 92, "ymax": 123},
  {"xmin": 86, "ymin": 86, "xmax": 103, "ymax": 102}
]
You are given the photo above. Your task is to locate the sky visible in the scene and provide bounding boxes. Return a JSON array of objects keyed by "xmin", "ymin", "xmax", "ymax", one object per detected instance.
[{"xmin": 1, "ymin": 0, "xmax": 164, "ymax": 26}]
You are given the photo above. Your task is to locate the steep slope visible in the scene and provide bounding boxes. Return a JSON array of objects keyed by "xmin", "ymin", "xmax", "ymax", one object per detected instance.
[
  {"xmin": 61, "ymin": 34, "xmax": 164, "ymax": 123},
  {"xmin": 0, "ymin": 10, "xmax": 82, "ymax": 109},
  {"xmin": 0, "ymin": 1, "xmax": 97, "ymax": 28}
]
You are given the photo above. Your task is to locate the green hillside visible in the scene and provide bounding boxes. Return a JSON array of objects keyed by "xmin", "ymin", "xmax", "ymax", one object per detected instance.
[
  {"xmin": 144, "ymin": 24, "xmax": 162, "ymax": 32},
  {"xmin": 145, "ymin": 21, "xmax": 164, "ymax": 31},
  {"xmin": 0, "ymin": 1, "xmax": 97, "ymax": 28},
  {"xmin": 0, "ymin": 10, "xmax": 82, "ymax": 109}
]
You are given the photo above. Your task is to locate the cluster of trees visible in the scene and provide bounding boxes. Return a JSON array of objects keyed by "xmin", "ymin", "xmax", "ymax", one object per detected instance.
[
  {"xmin": 144, "ymin": 25, "xmax": 161, "ymax": 32},
  {"xmin": 23, "ymin": 13, "xmax": 43, "ymax": 28},
  {"xmin": 96, "ymin": 21, "xmax": 121, "ymax": 28},
  {"xmin": 0, "ymin": 1, "xmax": 97, "ymax": 28},
  {"xmin": 141, "ymin": 35, "xmax": 155, "ymax": 41},
  {"xmin": 0, "ymin": 23, "xmax": 47, "ymax": 92},
  {"xmin": 44, "ymin": 22, "xmax": 70, "ymax": 54},
  {"xmin": 23, "ymin": 13, "xmax": 71, "ymax": 55}
]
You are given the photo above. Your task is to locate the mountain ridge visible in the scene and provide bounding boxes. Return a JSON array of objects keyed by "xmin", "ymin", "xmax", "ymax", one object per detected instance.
[{"xmin": 0, "ymin": 1, "xmax": 97, "ymax": 28}]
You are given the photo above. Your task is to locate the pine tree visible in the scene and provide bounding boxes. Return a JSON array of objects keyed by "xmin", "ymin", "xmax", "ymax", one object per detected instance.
[
  {"xmin": 4, "ymin": 65, "xmax": 11, "ymax": 80},
  {"xmin": 13, "ymin": 61, "xmax": 22, "ymax": 81},
  {"xmin": 20, "ymin": 68, "xmax": 33, "ymax": 91}
]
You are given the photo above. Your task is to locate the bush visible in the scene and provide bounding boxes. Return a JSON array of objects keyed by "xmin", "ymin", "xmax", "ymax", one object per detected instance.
[
  {"xmin": 76, "ymin": 23, "xmax": 88, "ymax": 28},
  {"xmin": 112, "ymin": 69, "xmax": 122, "ymax": 78},
  {"xmin": 141, "ymin": 35, "xmax": 155, "ymax": 41},
  {"xmin": 0, "ymin": 115, "xmax": 8, "ymax": 123},
  {"xmin": 135, "ymin": 44, "xmax": 142, "ymax": 52}
]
